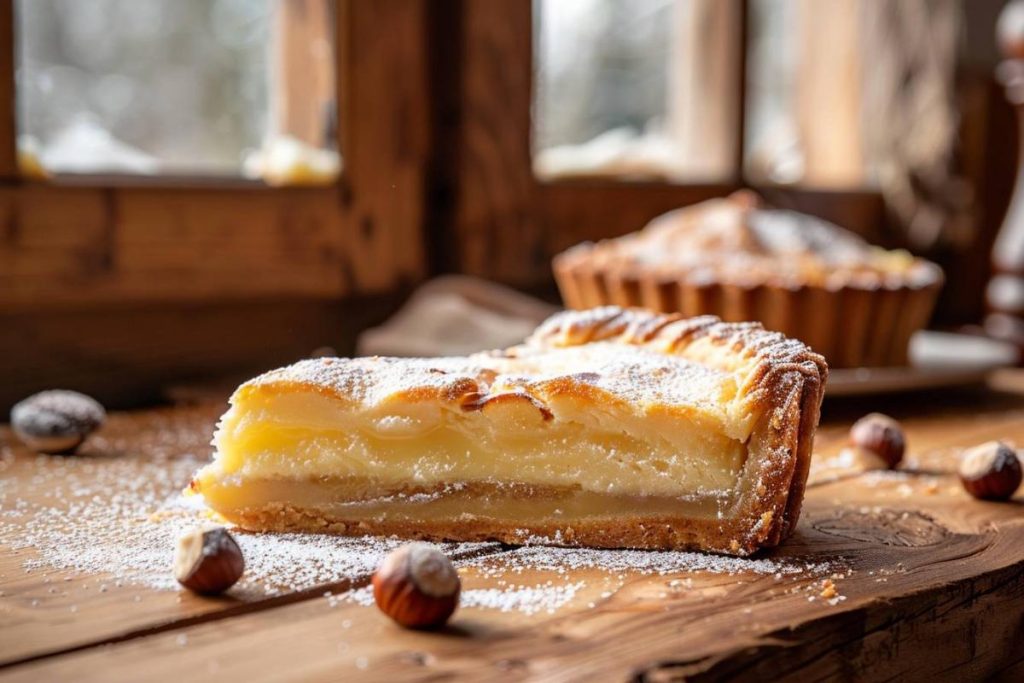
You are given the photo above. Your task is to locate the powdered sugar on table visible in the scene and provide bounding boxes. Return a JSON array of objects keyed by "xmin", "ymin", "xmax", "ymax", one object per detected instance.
[{"xmin": 1, "ymin": 407, "xmax": 839, "ymax": 616}]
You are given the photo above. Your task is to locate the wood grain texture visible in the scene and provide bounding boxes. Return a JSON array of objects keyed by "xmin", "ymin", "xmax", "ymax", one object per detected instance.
[
  {"xmin": 0, "ymin": 405, "xmax": 500, "ymax": 665},
  {"xmin": 667, "ymin": 0, "xmax": 741, "ymax": 180},
  {"xmin": 0, "ymin": 186, "xmax": 353, "ymax": 310},
  {"xmin": 795, "ymin": 0, "xmax": 865, "ymax": 188},
  {"xmin": 541, "ymin": 183, "xmax": 889, "ymax": 257},
  {"xmin": 3, "ymin": 474, "xmax": 1023, "ymax": 681},
  {"xmin": 2, "ymin": 375, "xmax": 1024, "ymax": 680},
  {"xmin": 541, "ymin": 184, "xmax": 737, "ymax": 257}
]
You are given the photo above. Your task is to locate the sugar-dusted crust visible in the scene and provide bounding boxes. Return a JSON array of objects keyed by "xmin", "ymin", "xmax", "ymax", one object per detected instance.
[
  {"xmin": 195, "ymin": 307, "xmax": 827, "ymax": 555},
  {"xmin": 552, "ymin": 193, "xmax": 943, "ymax": 367},
  {"xmin": 522, "ymin": 307, "xmax": 827, "ymax": 552}
]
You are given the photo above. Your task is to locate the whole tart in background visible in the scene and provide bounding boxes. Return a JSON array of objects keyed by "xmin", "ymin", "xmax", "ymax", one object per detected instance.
[{"xmin": 553, "ymin": 191, "xmax": 944, "ymax": 368}]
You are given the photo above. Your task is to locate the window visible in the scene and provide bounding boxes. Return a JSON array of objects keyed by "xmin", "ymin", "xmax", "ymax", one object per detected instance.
[
  {"xmin": 0, "ymin": 0, "xmax": 431, "ymax": 314},
  {"xmin": 533, "ymin": 0, "xmax": 739, "ymax": 182},
  {"xmin": 15, "ymin": 0, "xmax": 338, "ymax": 182},
  {"xmin": 534, "ymin": 0, "xmax": 960, "ymax": 197},
  {"xmin": 745, "ymin": 0, "xmax": 870, "ymax": 188}
]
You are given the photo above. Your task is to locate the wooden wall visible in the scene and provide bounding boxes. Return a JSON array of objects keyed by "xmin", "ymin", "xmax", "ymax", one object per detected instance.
[{"xmin": 0, "ymin": 0, "xmax": 1017, "ymax": 411}]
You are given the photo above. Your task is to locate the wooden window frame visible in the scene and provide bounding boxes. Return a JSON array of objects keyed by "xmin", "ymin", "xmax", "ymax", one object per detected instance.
[
  {"xmin": 0, "ymin": 0, "xmax": 430, "ymax": 312},
  {"xmin": 0, "ymin": 0, "xmax": 432, "ymax": 407},
  {"xmin": 446, "ymin": 0, "xmax": 889, "ymax": 286}
]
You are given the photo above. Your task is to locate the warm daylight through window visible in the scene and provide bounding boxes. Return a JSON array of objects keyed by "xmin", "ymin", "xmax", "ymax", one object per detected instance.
[
  {"xmin": 15, "ymin": 0, "xmax": 338, "ymax": 181},
  {"xmin": 533, "ymin": 0, "xmax": 739, "ymax": 182}
]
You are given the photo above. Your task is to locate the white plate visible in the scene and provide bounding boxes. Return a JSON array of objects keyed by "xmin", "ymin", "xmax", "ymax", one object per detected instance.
[{"xmin": 826, "ymin": 331, "xmax": 1019, "ymax": 397}]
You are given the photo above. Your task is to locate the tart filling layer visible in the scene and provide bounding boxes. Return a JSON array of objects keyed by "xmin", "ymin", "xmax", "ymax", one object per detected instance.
[
  {"xmin": 207, "ymin": 389, "xmax": 747, "ymax": 499},
  {"xmin": 191, "ymin": 307, "xmax": 827, "ymax": 555}
]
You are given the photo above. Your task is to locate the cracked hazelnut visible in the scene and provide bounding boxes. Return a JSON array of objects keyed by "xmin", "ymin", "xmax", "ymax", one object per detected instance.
[
  {"xmin": 849, "ymin": 413, "xmax": 904, "ymax": 469},
  {"xmin": 959, "ymin": 441, "xmax": 1022, "ymax": 501},
  {"xmin": 174, "ymin": 526, "xmax": 245, "ymax": 594},
  {"xmin": 372, "ymin": 543, "xmax": 460, "ymax": 629},
  {"xmin": 10, "ymin": 390, "xmax": 105, "ymax": 455}
]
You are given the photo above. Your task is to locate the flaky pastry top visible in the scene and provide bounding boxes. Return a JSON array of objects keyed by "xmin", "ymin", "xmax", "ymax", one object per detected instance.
[{"xmin": 235, "ymin": 307, "xmax": 827, "ymax": 443}]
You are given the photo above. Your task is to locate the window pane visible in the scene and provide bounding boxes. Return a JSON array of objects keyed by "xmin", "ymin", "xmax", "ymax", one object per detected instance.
[
  {"xmin": 745, "ymin": 0, "xmax": 867, "ymax": 187},
  {"xmin": 744, "ymin": 0, "xmax": 958, "ymax": 191},
  {"xmin": 533, "ymin": 0, "xmax": 739, "ymax": 182},
  {"xmin": 15, "ymin": 0, "xmax": 339, "ymax": 180},
  {"xmin": 744, "ymin": 0, "xmax": 801, "ymax": 185}
]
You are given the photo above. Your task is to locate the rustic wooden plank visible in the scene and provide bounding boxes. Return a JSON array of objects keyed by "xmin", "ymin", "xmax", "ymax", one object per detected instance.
[
  {"xmin": 540, "ymin": 183, "xmax": 736, "ymax": 257},
  {"xmin": 541, "ymin": 183, "xmax": 889, "ymax": 259},
  {"xmin": 795, "ymin": 0, "xmax": 866, "ymax": 188},
  {"xmin": 0, "ymin": 186, "xmax": 362, "ymax": 310},
  {"xmin": 667, "ymin": 0, "xmax": 742, "ymax": 180},
  {"xmin": 2, "ymin": 377, "xmax": 1024, "ymax": 679},
  {"xmin": 3, "ymin": 466, "xmax": 1023, "ymax": 681},
  {"xmin": 0, "ymin": 406, "xmax": 227, "ymax": 665},
  {"xmin": 0, "ymin": 405, "xmax": 503, "ymax": 665}
]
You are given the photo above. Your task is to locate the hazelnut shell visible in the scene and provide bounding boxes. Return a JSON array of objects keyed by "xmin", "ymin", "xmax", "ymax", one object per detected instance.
[
  {"xmin": 959, "ymin": 441, "xmax": 1022, "ymax": 501},
  {"xmin": 372, "ymin": 543, "xmax": 460, "ymax": 629},
  {"xmin": 174, "ymin": 527, "xmax": 245, "ymax": 594},
  {"xmin": 10, "ymin": 390, "xmax": 105, "ymax": 455},
  {"xmin": 849, "ymin": 413, "xmax": 905, "ymax": 468}
]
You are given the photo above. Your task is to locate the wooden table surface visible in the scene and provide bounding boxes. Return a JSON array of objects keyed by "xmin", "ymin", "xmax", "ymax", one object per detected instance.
[{"xmin": 2, "ymin": 373, "xmax": 1024, "ymax": 682}]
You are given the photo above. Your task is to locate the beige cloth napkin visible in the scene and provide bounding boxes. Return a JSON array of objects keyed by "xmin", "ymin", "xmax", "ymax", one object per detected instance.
[{"xmin": 357, "ymin": 276, "xmax": 559, "ymax": 357}]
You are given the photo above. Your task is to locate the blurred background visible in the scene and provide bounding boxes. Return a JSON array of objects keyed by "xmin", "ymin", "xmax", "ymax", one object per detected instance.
[{"xmin": 1, "ymin": 0, "xmax": 1022, "ymax": 410}]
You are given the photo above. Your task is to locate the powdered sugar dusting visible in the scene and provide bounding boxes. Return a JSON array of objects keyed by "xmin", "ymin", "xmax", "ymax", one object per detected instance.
[
  {"xmin": 461, "ymin": 581, "xmax": 586, "ymax": 615},
  {"xmin": 341, "ymin": 580, "xmax": 587, "ymax": 616},
  {"xmin": 2, "ymin": 404, "xmax": 840, "ymax": 619},
  {"xmin": 487, "ymin": 545, "xmax": 835, "ymax": 577},
  {"xmin": 0, "ymin": 409, "xmax": 491, "ymax": 596},
  {"xmin": 0, "ymin": 441, "xmax": 442, "ymax": 595},
  {"xmin": 228, "ymin": 306, "xmax": 825, "ymax": 450},
  {"xmin": 334, "ymin": 543, "xmax": 839, "ymax": 616},
  {"xmin": 239, "ymin": 340, "xmax": 733, "ymax": 418}
]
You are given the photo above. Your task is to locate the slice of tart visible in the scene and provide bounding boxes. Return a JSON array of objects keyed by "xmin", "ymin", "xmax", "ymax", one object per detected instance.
[{"xmin": 190, "ymin": 307, "xmax": 826, "ymax": 555}]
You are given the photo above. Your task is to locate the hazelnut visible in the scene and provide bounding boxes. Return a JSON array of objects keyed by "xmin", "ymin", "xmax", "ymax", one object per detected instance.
[
  {"xmin": 10, "ymin": 390, "xmax": 106, "ymax": 454},
  {"xmin": 849, "ymin": 413, "xmax": 905, "ymax": 468},
  {"xmin": 173, "ymin": 526, "xmax": 245, "ymax": 594},
  {"xmin": 372, "ymin": 543, "xmax": 460, "ymax": 629},
  {"xmin": 958, "ymin": 441, "xmax": 1022, "ymax": 501}
]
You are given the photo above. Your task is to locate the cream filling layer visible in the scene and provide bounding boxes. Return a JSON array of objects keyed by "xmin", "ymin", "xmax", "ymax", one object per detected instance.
[{"xmin": 199, "ymin": 391, "xmax": 750, "ymax": 500}]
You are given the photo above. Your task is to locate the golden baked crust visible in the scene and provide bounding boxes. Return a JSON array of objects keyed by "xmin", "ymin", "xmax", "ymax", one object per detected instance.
[
  {"xmin": 524, "ymin": 307, "xmax": 827, "ymax": 551},
  {"xmin": 192, "ymin": 307, "xmax": 827, "ymax": 555},
  {"xmin": 553, "ymin": 192, "xmax": 943, "ymax": 367}
]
